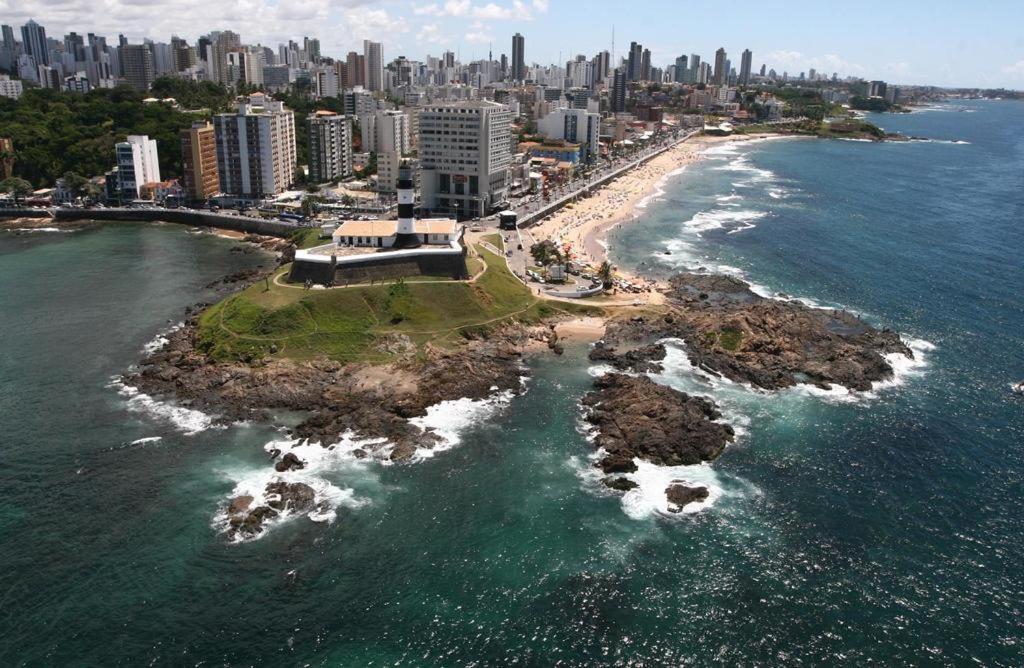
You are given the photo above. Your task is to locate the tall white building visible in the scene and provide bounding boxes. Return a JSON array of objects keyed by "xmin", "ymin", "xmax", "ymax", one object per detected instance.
[
  {"xmin": 115, "ymin": 135, "xmax": 161, "ymax": 200},
  {"xmin": 213, "ymin": 93, "xmax": 296, "ymax": 200},
  {"xmin": 374, "ymin": 109, "xmax": 411, "ymax": 192},
  {"xmin": 363, "ymin": 40, "xmax": 383, "ymax": 92},
  {"xmin": 537, "ymin": 107, "xmax": 601, "ymax": 163},
  {"xmin": 418, "ymin": 100, "xmax": 512, "ymax": 218},
  {"xmin": 307, "ymin": 111, "xmax": 353, "ymax": 183}
]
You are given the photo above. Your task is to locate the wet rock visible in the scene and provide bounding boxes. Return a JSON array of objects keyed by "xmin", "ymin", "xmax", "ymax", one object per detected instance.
[
  {"xmin": 603, "ymin": 476, "xmax": 639, "ymax": 491},
  {"xmin": 597, "ymin": 453, "xmax": 639, "ymax": 474},
  {"xmin": 265, "ymin": 481, "xmax": 316, "ymax": 512},
  {"xmin": 227, "ymin": 495, "xmax": 254, "ymax": 515},
  {"xmin": 584, "ymin": 374, "xmax": 734, "ymax": 467},
  {"xmin": 665, "ymin": 483, "xmax": 709, "ymax": 512},
  {"xmin": 274, "ymin": 452, "xmax": 305, "ymax": 472}
]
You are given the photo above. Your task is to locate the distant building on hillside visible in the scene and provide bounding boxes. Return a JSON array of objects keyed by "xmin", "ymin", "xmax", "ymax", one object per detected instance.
[
  {"xmin": 121, "ymin": 43, "xmax": 154, "ymax": 91},
  {"xmin": 0, "ymin": 74, "xmax": 24, "ymax": 99}
]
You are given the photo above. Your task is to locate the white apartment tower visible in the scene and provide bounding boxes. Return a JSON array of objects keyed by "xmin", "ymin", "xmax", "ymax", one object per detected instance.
[
  {"xmin": 375, "ymin": 109, "xmax": 411, "ymax": 192},
  {"xmin": 363, "ymin": 40, "xmax": 383, "ymax": 92},
  {"xmin": 213, "ymin": 93, "xmax": 296, "ymax": 200},
  {"xmin": 418, "ymin": 100, "xmax": 512, "ymax": 218},
  {"xmin": 307, "ymin": 112, "xmax": 353, "ymax": 183},
  {"xmin": 115, "ymin": 135, "xmax": 161, "ymax": 199}
]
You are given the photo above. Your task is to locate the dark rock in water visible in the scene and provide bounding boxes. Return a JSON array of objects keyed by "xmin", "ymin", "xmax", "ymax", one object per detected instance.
[
  {"xmin": 589, "ymin": 341, "xmax": 667, "ymax": 373},
  {"xmin": 274, "ymin": 452, "xmax": 305, "ymax": 472},
  {"xmin": 228, "ymin": 505, "xmax": 279, "ymax": 537},
  {"xmin": 597, "ymin": 453, "xmax": 638, "ymax": 474},
  {"xmin": 603, "ymin": 476, "xmax": 639, "ymax": 491},
  {"xmin": 227, "ymin": 495, "xmax": 254, "ymax": 515},
  {"xmin": 584, "ymin": 374, "xmax": 734, "ymax": 467},
  {"xmin": 665, "ymin": 483, "xmax": 709, "ymax": 512},
  {"xmin": 390, "ymin": 442, "xmax": 417, "ymax": 462},
  {"xmin": 268, "ymin": 448, "xmax": 281, "ymax": 460},
  {"xmin": 265, "ymin": 481, "xmax": 316, "ymax": 512}
]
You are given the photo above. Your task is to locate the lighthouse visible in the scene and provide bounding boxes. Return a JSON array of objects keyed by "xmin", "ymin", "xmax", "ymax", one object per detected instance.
[{"xmin": 392, "ymin": 159, "xmax": 421, "ymax": 248}]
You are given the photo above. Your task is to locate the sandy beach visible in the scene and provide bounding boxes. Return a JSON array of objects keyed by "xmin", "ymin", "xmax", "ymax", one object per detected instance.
[{"xmin": 530, "ymin": 133, "xmax": 780, "ymax": 283}]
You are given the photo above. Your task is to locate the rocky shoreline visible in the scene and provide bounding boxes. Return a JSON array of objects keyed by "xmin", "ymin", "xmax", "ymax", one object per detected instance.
[
  {"xmin": 127, "ymin": 305, "xmax": 560, "ymax": 538},
  {"xmin": 581, "ymin": 271, "xmax": 914, "ymax": 509}
]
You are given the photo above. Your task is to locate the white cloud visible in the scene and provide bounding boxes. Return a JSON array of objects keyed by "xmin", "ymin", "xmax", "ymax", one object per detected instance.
[
  {"xmin": 465, "ymin": 30, "xmax": 493, "ymax": 44},
  {"xmin": 1002, "ymin": 60, "xmax": 1024, "ymax": 76}
]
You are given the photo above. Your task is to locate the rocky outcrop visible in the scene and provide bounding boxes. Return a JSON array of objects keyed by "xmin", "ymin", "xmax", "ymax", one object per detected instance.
[
  {"xmin": 594, "ymin": 273, "xmax": 912, "ymax": 392},
  {"xmin": 226, "ymin": 481, "xmax": 318, "ymax": 538},
  {"xmin": 583, "ymin": 374, "xmax": 734, "ymax": 482},
  {"xmin": 665, "ymin": 483, "xmax": 709, "ymax": 512}
]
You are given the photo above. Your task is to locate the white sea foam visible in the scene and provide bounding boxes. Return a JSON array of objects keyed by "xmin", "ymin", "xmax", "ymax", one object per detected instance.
[
  {"xmin": 621, "ymin": 460, "xmax": 725, "ymax": 518},
  {"xmin": 130, "ymin": 436, "xmax": 163, "ymax": 445},
  {"xmin": 635, "ymin": 164, "xmax": 688, "ymax": 210},
  {"xmin": 726, "ymin": 222, "xmax": 757, "ymax": 235},
  {"xmin": 110, "ymin": 378, "xmax": 220, "ymax": 436},
  {"xmin": 141, "ymin": 322, "xmax": 183, "ymax": 355},
  {"xmin": 9, "ymin": 227, "xmax": 73, "ymax": 233},
  {"xmin": 213, "ymin": 432, "xmax": 377, "ymax": 542},
  {"xmin": 682, "ymin": 208, "xmax": 767, "ymax": 233},
  {"xmin": 408, "ymin": 390, "xmax": 515, "ymax": 460}
]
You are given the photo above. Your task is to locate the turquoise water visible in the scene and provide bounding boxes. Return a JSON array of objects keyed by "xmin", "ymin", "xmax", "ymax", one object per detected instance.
[{"xmin": 3, "ymin": 102, "xmax": 1023, "ymax": 664}]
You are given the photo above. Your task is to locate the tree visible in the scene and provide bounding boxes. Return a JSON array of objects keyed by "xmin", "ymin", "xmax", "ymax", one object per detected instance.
[
  {"xmin": 301, "ymin": 194, "xmax": 325, "ymax": 217},
  {"xmin": 61, "ymin": 171, "xmax": 89, "ymax": 199},
  {"xmin": 597, "ymin": 261, "xmax": 614, "ymax": 289},
  {"xmin": 530, "ymin": 239, "xmax": 562, "ymax": 267},
  {"xmin": 0, "ymin": 176, "xmax": 33, "ymax": 204}
]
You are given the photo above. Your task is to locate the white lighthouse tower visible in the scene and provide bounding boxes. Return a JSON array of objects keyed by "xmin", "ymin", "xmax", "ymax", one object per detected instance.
[{"xmin": 393, "ymin": 159, "xmax": 421, "ymax": 248}]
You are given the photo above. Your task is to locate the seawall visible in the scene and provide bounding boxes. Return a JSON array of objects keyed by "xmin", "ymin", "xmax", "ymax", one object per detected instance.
[{"xmin": 53, "ymin": 207, "xmax": 297, "ymax": 237}]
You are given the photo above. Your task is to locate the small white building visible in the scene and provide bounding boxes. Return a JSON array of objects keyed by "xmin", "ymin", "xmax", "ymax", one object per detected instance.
[
  {"xmin": 332, "ymin": 218, "xmax": 458, "ymax": 248},
  {"xmin": 115, "ymin": 135, "xmax": 161, "ymax": 200}
]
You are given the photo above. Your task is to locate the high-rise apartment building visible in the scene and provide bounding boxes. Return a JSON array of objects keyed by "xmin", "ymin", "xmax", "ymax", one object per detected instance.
[
  {"xmin": 346, "ymin": 51, "xmax": 366, "ymax": 88},
  {"xmin": 180, "ymin": 121, "xmax": 220, "ymax": 203},
  {"xmin": 114, "ymin": 135, "xmax": 161, "ymax": 200},
  {"xmin": 307, "ymin": 112, "xmax": 353, "ymax": 183},
  {"xmin": 418, "ymin": 100, "xmax": 512, "ymax": 218},
  {"xmin": 739, "ymin": 49, "xmax": 753, "ymax": 86},
  {"xmin": 120, "ymin": 43, "xmax": 154, "ymax": 91},
  {"xmin": 363, "ymin": 40, "xmax": 383, "ymax": 91},
  {"xmin": 21, "ymin": 20, "xmax": 49, "ymax": 66},
  {"xmin": 511, "ymin": 33, "xmax": 525, "ymax": 82},
  {"xmin": 713, "ymin": 47, "xmax": 727, "ymax": 85},
  {"xmin": 611, "ymin": 67, "xmax": 627, "ymax": 113},
  {"xmin": 213, "ymin": 93, "xmax": 296, "ymax": 200},
  {"xmin": 640, "ymin": 48, "xmax": 651, "ymax": 82}
]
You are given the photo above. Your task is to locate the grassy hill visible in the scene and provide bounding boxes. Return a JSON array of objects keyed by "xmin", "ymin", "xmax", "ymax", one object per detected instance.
[{"xmin": 196, "ymin": 244, "xmax": 600, "ymax": 363}]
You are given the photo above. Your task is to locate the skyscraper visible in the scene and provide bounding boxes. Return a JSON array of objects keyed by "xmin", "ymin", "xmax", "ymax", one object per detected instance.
[
  {"xmin": 120, "ymin": 44, "xmax": 154, "ymax": 91},
  {"xmin": 688, "ymin": 54, "xmax": 701, "ymax": 83},
  {"xmin": 713, "ymin": 47, "xmax": 727, "ymax": 85},
  {"xmin": 511, "ymin": 33, "xmax": 525, "ymax": 82},
  {"xmin": 611, "ymin": 67, "xmax": 627, "ymax": 112},
  {"xmin": 739, "ymin": 49, "xmax": 753, "ymax": 86},
  {"xmin": 363, "ymin": 40, "xmax": 383, "ymax": 91},
  {"xmin": 673, "ymin": 55, "xmax": 688, "ymax": 83},
  {"xmin": 21, "ymin": 19, "xmax": 49, "ymax": 66},
  {"xmin": 627, "ymin": 41, "xmax": 643, "ymax": 81},
  {"xmin": 640, "ymin": 48, "xmax": 651, "ymax": 82}
]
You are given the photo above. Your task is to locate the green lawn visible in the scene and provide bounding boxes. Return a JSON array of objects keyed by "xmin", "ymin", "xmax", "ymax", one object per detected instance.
[{"xmin": 196, "ymin": 245, "xmax": 600, "ymax": 363}]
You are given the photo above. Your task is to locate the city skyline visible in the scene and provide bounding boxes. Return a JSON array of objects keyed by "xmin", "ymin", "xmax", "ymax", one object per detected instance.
[{"xmin": 2, "ymin": 0, "xmax": 1023, "ymax": 89}]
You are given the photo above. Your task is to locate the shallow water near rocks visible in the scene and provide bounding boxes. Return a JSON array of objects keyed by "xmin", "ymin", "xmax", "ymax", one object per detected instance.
[{"xmin": 2, "ymin": 101, "xmax": 1023, "ymax": 664}]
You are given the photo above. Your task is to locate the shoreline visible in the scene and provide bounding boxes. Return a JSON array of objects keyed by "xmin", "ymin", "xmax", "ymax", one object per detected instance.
[{"xmin": 529, "ymin": 132, "xmax": 784, "ymax": 285}]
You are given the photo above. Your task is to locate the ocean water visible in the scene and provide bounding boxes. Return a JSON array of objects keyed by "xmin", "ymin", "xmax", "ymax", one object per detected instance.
[{"xmin": 2, "ymin": 101, "xmax": 1023, "ymax": 664}]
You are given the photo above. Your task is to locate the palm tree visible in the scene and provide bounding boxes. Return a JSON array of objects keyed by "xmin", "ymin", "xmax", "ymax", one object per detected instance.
[{"xmin": 597, "ymin": 261, "xmax": 614, "ymax": 289}]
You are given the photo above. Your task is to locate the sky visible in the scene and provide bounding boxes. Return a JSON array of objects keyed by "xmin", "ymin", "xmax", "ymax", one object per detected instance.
[{"xmin": 3, "ymin": 0, "xmax": 1024, "ymax": 88}]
